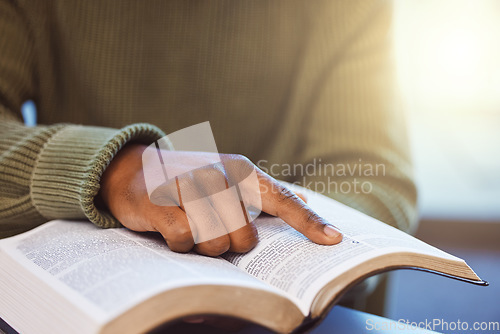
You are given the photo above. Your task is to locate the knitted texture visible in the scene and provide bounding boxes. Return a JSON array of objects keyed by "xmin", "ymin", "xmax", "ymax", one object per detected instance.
[{"xmin": 0, "ymin": 0, "xmax": 417, "ymax": 238}]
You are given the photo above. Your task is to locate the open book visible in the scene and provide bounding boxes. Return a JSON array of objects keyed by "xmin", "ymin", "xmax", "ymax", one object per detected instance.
[{"xmin": 0, "ymin": 189, "xmax": 486, "ymax": 334}]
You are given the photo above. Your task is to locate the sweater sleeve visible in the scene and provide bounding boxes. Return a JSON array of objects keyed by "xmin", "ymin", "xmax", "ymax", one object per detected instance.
[
  {"xmin": 0, "ymin": 0, "xmax": 165, "ymax": 238},
  {"xmin": 295, "ymin": 1, "xmax": 418, "ymax": 233}
]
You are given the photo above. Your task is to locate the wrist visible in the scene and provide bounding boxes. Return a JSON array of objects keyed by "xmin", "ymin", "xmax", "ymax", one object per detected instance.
[{"xmin": 98, "ymin": 143, "xmax": 147, "ymax": 210}]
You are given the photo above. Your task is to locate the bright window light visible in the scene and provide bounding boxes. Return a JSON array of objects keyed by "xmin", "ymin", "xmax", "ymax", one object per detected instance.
[{"xmin": 393, "ymin": 0, "xmax": 500, "ymax": 220}]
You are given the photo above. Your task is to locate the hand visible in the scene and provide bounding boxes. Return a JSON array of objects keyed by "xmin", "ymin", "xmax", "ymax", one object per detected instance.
[{"xmin": 98, "ymin": 144, "xmax": 342, "ymax": 256}]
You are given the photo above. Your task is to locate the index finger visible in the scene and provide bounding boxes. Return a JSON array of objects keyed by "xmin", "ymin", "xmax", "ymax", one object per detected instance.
[{"xmin": 257, "ymin": 172, "xmax": 343, "ymax": 245}]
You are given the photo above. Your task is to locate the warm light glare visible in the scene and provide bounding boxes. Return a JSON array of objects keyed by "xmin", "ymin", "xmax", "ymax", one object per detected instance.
[
  {"xmin": 436, "ymin": 30, "xmax": 481, "ymax": 79},
  {"xmin": 395, "ymin": 0, "xmax": 500, "ymax": 111},
  {"xmin": 394, "ymin": 0, "xmax": 500, "ymax": 219}
]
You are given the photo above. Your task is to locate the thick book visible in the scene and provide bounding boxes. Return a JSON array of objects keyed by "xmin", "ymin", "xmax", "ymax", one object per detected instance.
[{"xmin": 0, "ymin": 189, "xmax": 486, "ymax": 334}]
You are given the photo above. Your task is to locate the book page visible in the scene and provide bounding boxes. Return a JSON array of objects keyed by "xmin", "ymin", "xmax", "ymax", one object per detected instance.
[
  {"xmin": 0, "ymin": 220, "xmax": 284, "ymax": 321},
  {"xmin": 303, "ymin": 190, "xmax": 462, "ymax": 261},
  {"xmin": 222, "ymin": 217, "xmax": 382, "ymax": 314},
  {"xmin": 222, "ymin": 188, "xmax": 467, "ymax": 314}
]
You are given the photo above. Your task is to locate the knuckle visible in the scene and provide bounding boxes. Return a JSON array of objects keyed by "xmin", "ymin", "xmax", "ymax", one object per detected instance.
[
  {"xmin": 232, "ymin": 233, "xmax": 258, "ymax": 253},
  {"xmin": 276, "ymin": 187, "xmax": 297, "ymax": 204},
  {"xmin": 162, "ymin": 209, "xmax": 179, "ymax": 226},
  {"xmin": 223, "ymin": 155, "xmax": 257, "ymax": 186},
  {"xmin": 155, "ymin": 208, "xmax": 180, "ymax": 227},
  {"xmin": 170, "ymin": 228, "xmax": 194, "ymax": 245},
  {"xmin": 192, "ymin": 164, "xmax": 223, "ymax": 179},
  {"xmin": 155, "ymin": 179, "xmax": 178, "ymax": 195},
  {"xmin": 197, "ymin": 237, "xmax": 230, "ymax": 256},
  {"xmin": 167, "ymin": 239, "xmax": 193, "ymax": 253},
  {"xmin": 227, "ymin": 154, "xmax": 253, "ymax": 171},
  {"xmin": 202, "ymin": 165, "xmax": 227, "ymax": 186},
  {"xmin": 176, "ymin": 176, "xmax": 201, "ymax": 202},
  {"xmin": 150, "ymin": 207, "xmax": 185, "ymax": 228},
  {"xmin": 304, "ymin": 210, "xmax": 322, "ymax": 229},
  {"xmin": 176, "ymin": 175, "xmax": 195, "ymax": 190},
  {"xmin": 233, "ymin": 154, "xmax": 252, "ymax": 164}
]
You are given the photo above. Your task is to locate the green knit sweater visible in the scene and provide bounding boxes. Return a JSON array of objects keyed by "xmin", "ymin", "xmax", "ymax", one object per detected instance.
[{"xmin": 0, "ymin": 0, "xmax": 417, "ymax": 238}]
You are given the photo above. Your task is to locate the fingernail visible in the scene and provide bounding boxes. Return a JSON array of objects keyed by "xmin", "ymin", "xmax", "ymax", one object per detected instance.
[{"xmin": 324, "ymin": 224, "xmax": 341, "ymax": 238}]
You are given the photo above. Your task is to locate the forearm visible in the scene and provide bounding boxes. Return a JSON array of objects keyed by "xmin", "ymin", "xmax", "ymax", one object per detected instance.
[
  {"xmin": 0, "ymin": 108, "xmax": 165, "ymax": 238},
  {"xmin": 0, "ymin": 110, "xmax": 58, "ymax": 237}
]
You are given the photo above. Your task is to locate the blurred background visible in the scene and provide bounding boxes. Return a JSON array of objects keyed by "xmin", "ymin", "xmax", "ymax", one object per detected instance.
[
  {"xmin": 394, "ymin": 0, "xmax": 500, "ymax": 220},
  {"xmin": 386, "ymin": 0, "xmax": 500, "ymax": 332}
]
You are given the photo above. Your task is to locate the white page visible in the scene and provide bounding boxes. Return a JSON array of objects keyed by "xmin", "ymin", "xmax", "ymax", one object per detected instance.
[
  {"xmin": 0, "ymin": 221, "xmax": 286, "ymax": 321},
  {"xmin": 222, "ymin": 218, "xmax": 383, "ymax": 314},
  {"xmin": 302, "ymin": 189, "xmax": 462, "ymax": 261},
  {"xmin": 222, "ymin": 187, "xmax": 466, "ymax": 314}
]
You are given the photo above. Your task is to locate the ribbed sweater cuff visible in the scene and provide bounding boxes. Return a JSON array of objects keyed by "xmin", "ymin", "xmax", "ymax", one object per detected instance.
[{"xmin": 31, "ymin": 123, "xmax": 165, "ymax": 228}]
